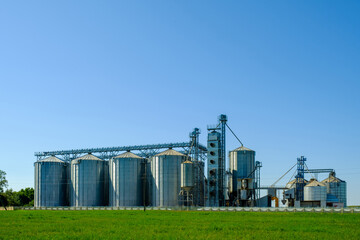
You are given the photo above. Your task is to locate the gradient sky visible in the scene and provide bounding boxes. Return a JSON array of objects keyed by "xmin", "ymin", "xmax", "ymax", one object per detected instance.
[{"xmin": 0, "ymin": 1, "xmax": 359, "ymax": 205}]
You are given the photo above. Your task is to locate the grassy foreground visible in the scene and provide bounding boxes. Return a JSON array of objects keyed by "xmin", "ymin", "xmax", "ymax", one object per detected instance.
[{"xmin": 0, "ymin": 210, "xmax": 359, "ymax": 239}]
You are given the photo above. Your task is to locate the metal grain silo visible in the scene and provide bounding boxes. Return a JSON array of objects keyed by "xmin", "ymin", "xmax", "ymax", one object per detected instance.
[
  {"xmin": 145, "ymin": 159, "xmax": 151, "ymax": 206},
  {"xmin": 304, "ymin": 179, "xmax": 327, "ymax": 202},
  {"xmin": 34, "ymin": 156, "xmax": 68, "ymax": 207},
  {"xmin": 229, "ymin": 146, "xmax": 255, "ymax": 195},
  {"xmin": 181, "ymin": 160, "xmax": 194, "ymax": 191},
  {"xmin": 109, "ymin": 151, "xmax": 143, "ymax": 207},
  {"xmin": 321, "ymin": 173, "xmax": 347, "ymax": 207},
  {"xmin": 70, "ymin": 154, "xmax": 107, "ymax": 207},
  {"xmin": 150, "ymin": 149, "xmax": 186, "ymax": 207}
]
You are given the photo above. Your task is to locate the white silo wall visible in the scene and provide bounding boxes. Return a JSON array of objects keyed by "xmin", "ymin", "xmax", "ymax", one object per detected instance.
[
  {"xmin": 109, "ymin": 152, "xmax": 143, "ymax": 207},
  {"xmin": 150, "ymin": 149, "xmax": 186, "ymax": 207},
  {"xmin": 304, "ymin": 185, "xmax": 327, "ymax": 201}
]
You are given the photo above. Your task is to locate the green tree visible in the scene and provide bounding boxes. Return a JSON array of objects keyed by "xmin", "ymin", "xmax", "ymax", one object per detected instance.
[
  {"xmin": 4, "ymin": 189, "xmax": 20, "ymax": 206},
  {"xmin": 0, "ymin": 170, "xmax": 8, "ymax": 193},
  {"xmin": 2, "ymin": 188, "xmax": 35, "ymax": 207},
  {"xmin": 17, "ymin": 188, "xmax": 34, "ymax": 206},
  {"xmin": 0, "ymin": 170, "xmax": 8, "ymax": 208},
  {"xmin": 0, "ymin": 171, "xmax": 34, "ymax": 207},
  {"xmin": 0, "ymin": 193, "xmax": 8, "ymax": 207}
]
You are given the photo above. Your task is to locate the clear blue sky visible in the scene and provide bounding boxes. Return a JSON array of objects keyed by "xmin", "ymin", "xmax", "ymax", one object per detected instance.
[{"xmin": 0, "ymin": 1, "xmax": 359, "ymax": 205}]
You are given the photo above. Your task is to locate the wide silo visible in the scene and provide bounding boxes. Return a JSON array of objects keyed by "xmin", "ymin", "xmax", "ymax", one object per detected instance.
[
  {"xmin": 150, "ymin": 148, "xmax": 186, "ymax": 207},
  {"xmin": 70, "ymin": 154, "xmax": 107, "ymax": 207},
  {"xmin": 109, "ymin": 151, "xmax": 143, "ymax": 207},
  {"xmin": 34, "ymin": 156, "xmax": 68, "ymax": 207},
  {"xmin": 303, "ymin": 179, "xmax": 327, "ymax": 202},
  {"xmin": 229, "ymin": 146, "xmax": 255, "ymax": 196},
  {"xmin": 321, "ymin": 173, "xmax": 347, "ymax": 207}
]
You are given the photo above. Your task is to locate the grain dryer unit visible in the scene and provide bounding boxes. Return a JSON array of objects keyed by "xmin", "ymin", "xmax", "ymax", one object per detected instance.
[{"xmin": 207, "ymin": 130, "xmax": 223, "ymax": 207}]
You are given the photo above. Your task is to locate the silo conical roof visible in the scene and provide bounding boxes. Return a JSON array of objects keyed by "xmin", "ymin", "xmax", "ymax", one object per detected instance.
[
  {"xmin": 286, "ymin": 178, "xmax": 308, "ymax": 188},
  {"xmin": 114, "ymin": 152, "xmax": 142, "ymax": 159},
  {"xmin": 37, "ymin": 156, "xmax": 64, "ymax": 163},
  {"xmin": 155, "ymin": 149, "xmax": 185, "ymax": 156},
  {"xmin": 73, "ymin": 154, "xmax": 103, "ymax": 161},
  {"xmin": 287, "ymin": 178, "xmax": 309, "ymax": 185},
  {"xmin": 321, "ymin": 175, "xmax": 344, "ymax": 183},
  {"xmin": 183, "ymin": 160, "xmax": 193, "ymax": 164},
  {"xmin": 231, "ymin": 146, "xmax": 254, "ymax": 152},
  {"xmin": 305, "ymin": 179, "xmax": 326, "ymax": 187}
]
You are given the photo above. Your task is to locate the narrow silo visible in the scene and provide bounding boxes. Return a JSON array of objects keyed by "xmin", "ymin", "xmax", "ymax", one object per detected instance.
[
  {"xmin": 145, "ymin": 159, "xmax": 152, "ymax": 206},
  {"xmin": 70, "ymin": 154, "xmax": 107, "ymax": 207},
  {"xmin": 109, "ymin": 151, "xmax": 143, "ymax": 207},
  {"xmin": 304, "ymin": 179, "xmax": 327, "ymax": 205},
  {"xmin": 181, "ymin": 160, "xmax": 194, "ymax": 191},
  {"xmin": 150, "ymin": 148, "xmax": 186, "ymax": 207},
  {"xmin": 229, "ymin": 146, "xmax": 255, "ymax": 198},
  {"xmin": 180, "ymin": 160, "xmax": 195, "ymax": 206},
  {"xmin": 34, "ymin": 156, "xmax": 68, "ymax": 207},
  {"xmin": 321, "ymin": 173, "xmax": 347, "ymax": 207}
]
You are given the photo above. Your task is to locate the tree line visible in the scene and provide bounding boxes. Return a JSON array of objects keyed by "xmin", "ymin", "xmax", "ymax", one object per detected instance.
[{"xmin": 0, "ymin": 170, "xmax": 34, "ymax": 208}]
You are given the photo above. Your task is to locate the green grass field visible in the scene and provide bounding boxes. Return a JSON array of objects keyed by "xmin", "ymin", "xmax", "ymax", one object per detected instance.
[{"xmin": 0, "ymin": 210, "xmax": 359, "ymax": 239}]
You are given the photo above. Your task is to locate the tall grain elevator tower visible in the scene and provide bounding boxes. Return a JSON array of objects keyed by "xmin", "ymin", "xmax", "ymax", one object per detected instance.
[{"xmin": 207, "ymin": 114, "xmax": 227, "ymax": 206}]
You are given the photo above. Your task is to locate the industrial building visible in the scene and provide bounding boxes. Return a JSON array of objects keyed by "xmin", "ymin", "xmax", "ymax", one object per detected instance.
[
  {"xmin": 34, "ymin": 115, "xmax": 347, "ymax": 208},
  {"xmin": 281, "ymin": 157, "xmax": 347, "ymax": 208}
]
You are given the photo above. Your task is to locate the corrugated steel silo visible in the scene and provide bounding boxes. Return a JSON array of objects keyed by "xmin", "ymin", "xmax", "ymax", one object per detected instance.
[
  {"xmin": 150, "ymin": 149, "xmax": 186, "ymax": 207},
  {"xmin": 145, "ymin": 160, "xmax": 151, "ymax": 206},
  {"xmin": 321, "ymin": 174, "xmax": 347, "ymax": 207},
  {"xmin": 181, "ymin": 160, "xmax": 194, "ymax": 191},
  {"xmin": 34, "ymin": 156, "xmax": 68, "ymax": 207},
  {"xmin": 109, "ymin": 151, "xmax": 143, "ymax": 206},
  {"xmin": 229, "ymin": 146, "xmax": 255, "ymax": 194},
  {"xmin": 303, "ymin": 179, "xmax": 327, "ymax": 201},
  {"xmin": 70, "ymin": 154, "xmax": 107, "ymax": 207}
]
